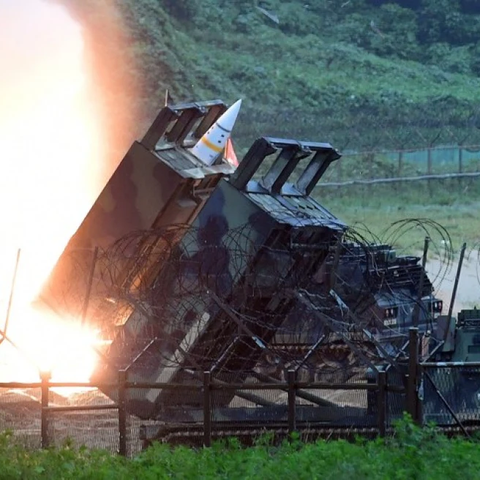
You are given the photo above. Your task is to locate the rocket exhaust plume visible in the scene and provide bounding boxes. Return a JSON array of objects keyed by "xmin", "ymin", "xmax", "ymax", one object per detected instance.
[{"xmin": 0, "ymin": 0, "xmax": 128, "ymax": 384}]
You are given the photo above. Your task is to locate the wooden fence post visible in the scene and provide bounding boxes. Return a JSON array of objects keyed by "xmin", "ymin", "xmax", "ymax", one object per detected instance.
[
  {"xmin": 40, "ymin": 370, "xmax": 51, "ymax": 449},
  {"xmin": 118, "ymin": 369, "xmax": 127, "ymax": 456},
  {"xmin": 287, "ymin": 370, "xmax": 297, "ymax": 435},
  {"xmin": 377, "ymin": 370, "xmax": 387, "ymax": 437},
  {"xmin": 458, "ymin": 145, "xmax": 463, "ymax": 190},
  {"xmin": 367, "ymin": 152, "xmax": 373, "ymax": 198},
  {"xmin": 427, "ymin": 147, "xmax": 433, "ymax": 197},
  {"xmin": 203, "ymin": 371, "xmax": 212, "ymax": 447}
]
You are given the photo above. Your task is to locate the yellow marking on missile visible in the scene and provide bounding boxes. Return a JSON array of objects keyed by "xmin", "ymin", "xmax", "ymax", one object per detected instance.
[{"xmin": 201, "ymin": 136, "xmax": 224, "ymax": 153}]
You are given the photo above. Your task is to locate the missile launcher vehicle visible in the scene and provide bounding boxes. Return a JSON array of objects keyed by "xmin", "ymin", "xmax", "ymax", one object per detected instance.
[
  {"xmin": 39, "ymin": 100, "xmax": 447, "ymax": 429},
  {"xmin": 90, "ymin": 136, "xmax": 347, "ymax": 418}
]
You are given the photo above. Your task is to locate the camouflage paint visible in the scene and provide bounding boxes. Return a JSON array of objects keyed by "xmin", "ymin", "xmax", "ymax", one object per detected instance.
[
  {"xmin": 39, "ymin": 101, "xmax": 236, "ymax": 320},
  {"xmin": 92, "ymin": 137, "xmax": 346, "ymax": 419}
]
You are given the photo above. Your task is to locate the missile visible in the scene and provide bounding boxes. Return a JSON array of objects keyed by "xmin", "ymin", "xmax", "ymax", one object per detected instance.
[{"xmin": 191, "ymin": 99, "xmax": 242, "ymax": 166}]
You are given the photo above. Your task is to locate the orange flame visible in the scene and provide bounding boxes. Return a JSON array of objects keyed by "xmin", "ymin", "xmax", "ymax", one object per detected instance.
[{"xmin": 0, "ymin": 0, "xmax": 132, "ymax": 385}]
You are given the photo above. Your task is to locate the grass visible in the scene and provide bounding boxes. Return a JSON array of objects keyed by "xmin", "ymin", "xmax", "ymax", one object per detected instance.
[
  {"xmin": 2, "ymin": 417, "xmax": 480, "ymax": 479},
  {"xmin": 315, "ymin": 180, "xmax": 480, "ymax": 254}
]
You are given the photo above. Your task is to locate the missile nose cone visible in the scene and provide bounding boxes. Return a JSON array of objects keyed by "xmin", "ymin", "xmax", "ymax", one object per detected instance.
[
  {"xmin": 190, "ymin": 99, "xmax": 243, "ymax": 166},
  {"xmin": 217, "ymin": 99, "xmax": 242, "ymax": 132}
]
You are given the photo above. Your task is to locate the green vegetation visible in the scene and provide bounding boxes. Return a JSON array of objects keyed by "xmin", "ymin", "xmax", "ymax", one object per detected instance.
[
  {"xmin": 3, "ymin": 418, "xmax": 480, "ymax": 479},
  {"xmin": 103, "ymin": 0, "xmax": 480, "ymax": 150},
  {"xmin": 62, "ymin": 0, "xmax": 480, "ymax": 149},
  {"xmin": 317, "ymin": 178, "xmax": 480, "ymax": 251}
]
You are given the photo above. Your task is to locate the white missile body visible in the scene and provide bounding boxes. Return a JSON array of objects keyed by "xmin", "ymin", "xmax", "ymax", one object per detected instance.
[{"xmin": 191, "ymin": 99, "xmax": 242, "ymax": 166}]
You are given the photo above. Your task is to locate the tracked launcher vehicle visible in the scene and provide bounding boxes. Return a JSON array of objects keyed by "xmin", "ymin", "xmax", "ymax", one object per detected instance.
[{"xmin": 39, "ymin": 100, "xmax": 446, "ymax": 439}]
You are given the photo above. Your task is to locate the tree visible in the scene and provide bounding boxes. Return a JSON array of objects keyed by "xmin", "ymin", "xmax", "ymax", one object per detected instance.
[
  {"xmin": 460, "ymin": 0, "xmax": 480, "ymax": 14},
  {"xmin": 159, "ymin": 0, "xmax": 200, "ymax": 22}
]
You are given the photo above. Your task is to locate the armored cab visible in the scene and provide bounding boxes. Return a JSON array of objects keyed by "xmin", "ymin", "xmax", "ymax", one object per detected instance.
[
  {"xmin": 325, "ymin": 243, "xmax": 442, "ymax": 350},
  {"xmin": 422, "ymin": 309, "xmax": 480, "ymax": 419},
  {"xmin": 39, "ymin": 100, "xmax": 236, "ymax": 328},
  {"xmin": 434, "ymin": 308, "xmax": 480, "ymax": 362},
  {"xmin": 91, "ymin": 137, "xmax": 346, "ymax": 419}
]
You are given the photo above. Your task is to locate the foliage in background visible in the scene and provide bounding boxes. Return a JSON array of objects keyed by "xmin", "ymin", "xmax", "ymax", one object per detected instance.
[
  {"xmin": 122, "ymin": 0, "xmax": 480, "ymax": 148},
  {"xmin": 62, "ymin": 0, "xmax": 480, "ymax": 152}
]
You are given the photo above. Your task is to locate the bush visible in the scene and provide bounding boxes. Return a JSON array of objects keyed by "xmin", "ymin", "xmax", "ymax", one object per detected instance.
[{"xmin": 3, "ymin": 417, "xmax": 480, "ymax": 478}]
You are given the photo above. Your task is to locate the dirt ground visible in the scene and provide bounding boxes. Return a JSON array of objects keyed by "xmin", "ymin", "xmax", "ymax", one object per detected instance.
[{"xmin": 427, "ymin": 251, "xmax": 480, "ymax": 311}]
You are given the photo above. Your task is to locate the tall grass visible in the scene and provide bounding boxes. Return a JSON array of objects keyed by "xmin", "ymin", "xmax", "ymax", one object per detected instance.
[{"xmin": 315, "ymin": 177, "xmax": 480, "ymax": 252}]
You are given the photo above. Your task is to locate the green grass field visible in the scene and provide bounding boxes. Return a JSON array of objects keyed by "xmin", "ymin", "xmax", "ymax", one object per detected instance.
[{"xmin": 316, "ymin": 179, "xmax": 480, "ymax": 254}]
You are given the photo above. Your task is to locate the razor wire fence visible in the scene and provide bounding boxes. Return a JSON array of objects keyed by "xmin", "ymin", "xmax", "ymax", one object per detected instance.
[{"xmin": 0, "ymin": 222, "xmax": 479, "ymax": 453}]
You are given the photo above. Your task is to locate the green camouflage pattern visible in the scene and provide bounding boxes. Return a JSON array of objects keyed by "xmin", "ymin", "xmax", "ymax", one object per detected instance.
[
  {"xmin": 91, "ymin": 137, "xmax": 346, "ymax": 419},
  {"xmin": 39, "ymin": 100, "xmax": 235, "ymax": 320},
  {"xmin": 424, "ymin": 310, "xmax": 480, "ymax": 422}
]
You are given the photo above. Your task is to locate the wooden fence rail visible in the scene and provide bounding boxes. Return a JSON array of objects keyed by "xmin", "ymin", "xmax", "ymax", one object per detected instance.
[
  {"xmin": 0, "ymin": 371, "xmax": 391, "ymax": 454},
  {"xmin": 6, "ymin": 338, "xmax": 476, "ymax": 456}
]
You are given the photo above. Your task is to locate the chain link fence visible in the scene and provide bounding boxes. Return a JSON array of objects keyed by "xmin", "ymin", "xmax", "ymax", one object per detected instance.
[
  {"xmin": 2, "ymin": 362, "xmax": 480, "ymax": 453},
  {"xmin": 422, "ymin": 364, "xmax": 480, "ymax": 427},
  {"xmin": 0, "ymin": 365, "xmax": 403, "ymax": 453},
  {"xmin": 319, "ymin": 144, "xmax": 480, "ymax": 187}
]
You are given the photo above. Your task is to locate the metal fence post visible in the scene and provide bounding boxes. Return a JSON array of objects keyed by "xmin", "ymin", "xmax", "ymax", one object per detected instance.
[
  {"xmin": 287, "ymin": 369, "xmax": 297, "ymax": 434},
  {"xmin": 367, "ymin": 152, "xmax": 373, "ymax": 198},
  {"xmin": 118, "ymin": 369, "xmax": 127, "ymax": 456},
  {"xmin": 337, "ymin": 156, "xmax": 344, "ymax": 197},
  {"xmin": 398, "ymin": 150, "xmax": 403, "ymax": 178},
  {"xmin": 40, "ymin": 370, "xmax": 51, "ymax": 449},
  {"xmin": 377, "ymin": 370, "xmax": 386, "ymax": 437},
  {"xmin": 407, "ymin": 328, "xmax": 419, "ymax": 422},
  {"xmin": 458, "ymin": 145, "xmax": 463, "ymax": 173},
  {"xmin": 203, "ymin": 371, "xmax": 212, "ymax": 447},
  {"xmin": 395, "ymin": 150, "xmax": 404, "ymax": 193}
]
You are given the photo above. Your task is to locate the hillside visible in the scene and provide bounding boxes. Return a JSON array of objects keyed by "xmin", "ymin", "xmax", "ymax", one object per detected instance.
[{"xmin": 62, "ymin": 0, "xmax": 480, "ymax": 152}]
